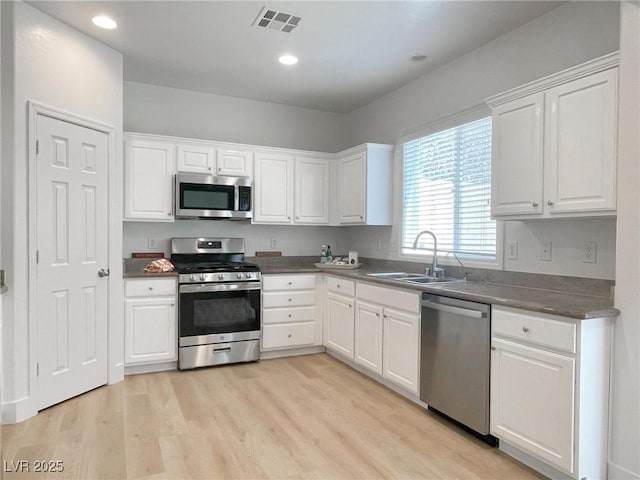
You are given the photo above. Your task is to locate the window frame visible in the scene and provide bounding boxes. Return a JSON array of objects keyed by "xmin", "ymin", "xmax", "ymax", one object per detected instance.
[{"xmin": 395, "ymin": 105, "xmax": 503, "ymax": 270}]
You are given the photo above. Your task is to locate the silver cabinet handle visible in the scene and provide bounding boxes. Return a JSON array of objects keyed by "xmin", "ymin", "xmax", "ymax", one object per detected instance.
[
  {"xmin": 288, "ymin": 298, "xmax": 292, "ymax": 302},
  {"xmin": 491, "ymin": 346, "xmax": 497, "ymax": 351},
  {"xmin": 547, "ymin": 200, "xmax": 554, "ymax": 206},
  {"xmin": 288, "ymin": 334, "xmax": 292, "ymax": 338},
  {"xmin": 421, "ymin": 300, "xmax": 487, "ymax": 318},
  {"xmin": 208, "ymin": 166, "xmax": 212, "ymax": 171},
  {"xmin": 167, "ymin": 212, "xmax": 172, "ymax": 216},
  {"xmin": 532, "ymin": 201, "xmax": 539, "ymax": 207},
  {"xmin": 98, "ymin": 268, "xmax": 110, "ymax": 277},
  {"xmin": 375, "ymin": 313, "xmax": 380, "ymax": 317},
  {"xmin": 287, "ymin": 282, "xmax": 292, "ymax": 285},
  {"xmin": 522, "ymin": 326, "xmax": 530, "ymax": 333},
  {"xmin": 288, "ymin": 314, "xmax": 292, "ymax": 318}
]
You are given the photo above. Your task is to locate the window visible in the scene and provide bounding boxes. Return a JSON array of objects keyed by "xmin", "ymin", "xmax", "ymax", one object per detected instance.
[{"xmin": 402, "ymin": 116, "xmax": 496, "ymax": 260}]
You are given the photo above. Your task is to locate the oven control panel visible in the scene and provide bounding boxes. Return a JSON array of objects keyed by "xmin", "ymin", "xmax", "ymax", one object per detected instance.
[{"xmin": 179, "ymin": 271, "xmax": 261, "ymax": 284}]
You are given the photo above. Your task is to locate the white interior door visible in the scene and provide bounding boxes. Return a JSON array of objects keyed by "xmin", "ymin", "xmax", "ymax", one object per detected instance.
[{"xmin": 36, "ymin": 114, "xmax": 109, "ymax": 410}]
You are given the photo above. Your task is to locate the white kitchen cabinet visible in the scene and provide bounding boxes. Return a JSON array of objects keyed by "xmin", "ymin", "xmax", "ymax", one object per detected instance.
[
  {"xmin": 354, "ymin": 300, "xmax": 383, "ymax": 374},
  {"xmin": 487, "ymin": 53, "xmax": 618, "ymax": 219},
  {"xmin": 124, "ymin": 278, "xmax": 177, "ymax": 365},
  {"xmin": 216, "ymin": 148, "xmax": 253, "ymax": 177},
  {"xmin": 336, "ymin": 144, "xmax": 394, "ymax": 225},
  {"xmin": 355, "ymin": 282, "xmax": 420, "ymax": 394},
  {"xmin": 491, "ymin": 93, "xmax": 544, "ymax": 217},
  {"xmin": 124, "ymin": 135, "xmax": 175, "ymax": 221},
  {"xmin": 325, "ymin": 276, "xmax": 356, "ymax": 358},
  {"xmin": 176, "ymin": 142, "xmax": 216, "ymax": 174},
  {"xmin": 253, "ymin": 152, "xmax": 294, "ymax": 224},
  {"xmin": 262, "ymin": 274, "xmax": 321, "ymax": 351},
  {"xmin": 294, "ymin": 156, "xmax": 330, "ymax": 224},
  {"xmin": 491, "ymin": 306, "xmax": 612, "ymax": 479}
]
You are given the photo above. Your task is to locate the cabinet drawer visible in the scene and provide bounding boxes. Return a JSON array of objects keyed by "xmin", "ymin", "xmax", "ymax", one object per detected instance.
[
  {"xmin": 125, "ymin": 278, "xmax": 177, "ymax": 298},
  {"xmin": 357, "ymin": 282, "xmax": 420, "ymax": 314},
  {"xmin": 327, "ymin": 276, "xmax": 355, "ymax": 296},
  {"xmin": 262, "ymin": 291, "xmax": 315, "ymax": 308},
  {"xmin": 492, "ymin": 306, "xmax": 577, "ymax": 354},
  {"xmin": 263, "ymin": 274, "xmax": 316, "ymax": 291},
  {"xmin": 262, "ymin": 322, "xmax": 316, "ymax": 349},
  {"xmin": 263, "ymin": 306, "xmax": 315, "ymax": 325}
]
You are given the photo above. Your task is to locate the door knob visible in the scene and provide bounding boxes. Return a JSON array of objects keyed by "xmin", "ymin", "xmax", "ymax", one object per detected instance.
[{"xmin": 98, "ymin": 268, "xmax": 110, "ymax": 277}]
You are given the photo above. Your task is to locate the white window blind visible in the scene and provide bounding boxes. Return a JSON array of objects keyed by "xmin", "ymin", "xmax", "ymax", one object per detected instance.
[{"xmin": 402, "ymin": 116, "xmax": 496, "ymax": 259}]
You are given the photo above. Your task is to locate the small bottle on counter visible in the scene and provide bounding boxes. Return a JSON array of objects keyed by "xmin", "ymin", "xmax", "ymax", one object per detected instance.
[
  {"xmin": 326, "ymin": 245, "xmax": 333, "ymax": 263},
  {"xmin": 320, "ymin": 245, "xmax": 328, "ymax": 264}
]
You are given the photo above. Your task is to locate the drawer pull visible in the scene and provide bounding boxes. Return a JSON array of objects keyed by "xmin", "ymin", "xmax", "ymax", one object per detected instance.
[
  {"xmin": 376, "ymin": 313, "xmax": 380, "ymax": 317},
  {"xmin": 148, "ymin": 287, "xmax": 153, "ymax": 291},
  {"xmin": 288, "ymin": 334, "xmax": 292, "ymax": 338},
  {"xmin": 288, "ymin": 298, "xmax": 292, "ymax": 302},
  {"xmin": 491, "ymin": 346, "xmax": 497, "ymax": 351},
  {"xmin": 522, "ymin": 326, "xmax": 530, "ymax": 333},
  {"xmin": 288, "ymin": 314, "xmax": 292, "ymax": 318},
  {"xmin": 212, "ymin": 347, "xmax": 231, "ymax": 354},
  {"xmin": 288, "ymin": 282, "xmax": 292, "ymax": 286}
]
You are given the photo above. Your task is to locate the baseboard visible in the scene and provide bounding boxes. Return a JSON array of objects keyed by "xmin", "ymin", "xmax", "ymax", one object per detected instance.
[
  {"xmin": 260, "ymin": 345, "xmax": 324, "ymax": 360},
  {"xmin": 124, "ymin": 361, "xmax": 178, "ymax": 375},
  {"xmin": 499, "ymin": 442, "xmax": 572, "ymax": 480},
  {"xmin": 608, "ymin": 462, "xmax": 640, "ymax": 480},
  {"xmin": 2, "ymin": 396, "xmax": 37, "ymax": 425}
]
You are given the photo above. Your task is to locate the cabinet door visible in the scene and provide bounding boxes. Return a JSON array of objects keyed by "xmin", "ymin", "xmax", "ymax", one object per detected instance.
[
  {"xmin": 125, "ymin": 298, "xmax": 177, "ymax": 365},
  {"xmin": 326, "ymin": 293, "xmax": 355, "ymax": 358},
  {"xmin": 383, "ymin": 308, "xmax": 419, "ymax": 394},
  {"xmin": 253, "ymin": 152, "xmax": 293, "ymax": 224},
  {"xmin": 491, "ymin": 93, "xmax": 544, "ymax": 217},
  {"xmin": 217, "ymin": 149, "xmax": 253, "ymax": 177},
  {"xmin": 354, "ymin": 301, "xmax": 383, "ymax": 374},
  {"xmin": 176, "ymin": 143, "xmax": 215, "ymax": 174},
  {"xmin": 544, "ymin": 68, "xmax": 617, "ymax": 214},
  {"xmin": 124, "ymin": 139, "xmax": 175, "ymax": 221},
  {"xmin": 338, "ymin": 153, "xmax": 366, "ymax": 223},
  {"xmin": 491, "ymin": 338, "xmax": 575, "ymax": 474},
  {"xmin": 294, "ymin": 157, "xmax": 329, "ymax": 224}
]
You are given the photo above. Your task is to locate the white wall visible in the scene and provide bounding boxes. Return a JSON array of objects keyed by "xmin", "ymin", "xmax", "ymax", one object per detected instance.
[
  {"xmin": 124, "ymin": 221, "xmax": 349, "ymax": 259},
  {"xmin": 1, "ymin": 1, "xmax": 123, "ymax": 423},
  {"xmin": 124, "ymin": 81, "xmax": 352, "ymax": 153},
  {"xmin": 343, "ymin": 1, "xmax": 620, "ymax": 280},
  {"xmin": 609, "ymin": 3, "xmax": 640, "ymax": 478}
]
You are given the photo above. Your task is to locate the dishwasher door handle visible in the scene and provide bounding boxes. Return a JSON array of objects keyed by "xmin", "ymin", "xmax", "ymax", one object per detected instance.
[{"xmin": 421, "ymin": 301, "xmax": 487, "ymax": 318}]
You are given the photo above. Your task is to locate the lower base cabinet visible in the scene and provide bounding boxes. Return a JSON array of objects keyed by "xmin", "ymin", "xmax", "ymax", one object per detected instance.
[
  {"xmin": 491, "ymin": 305, "xmax": 612, "ymax": 479},
  {"xmin": 382, "ymin": 307, "xmax": 420, "ymax": 393},
  {"xmin": 124, "ymin": 278, "xmax": 177, "ymax": 365},
  {"xmin": 261, "ymin": 274, "xmax": 322, "ymax": 351},
  {"xmin": 354, "ymin": 300, "xmax": 383, "ymax": 374}
]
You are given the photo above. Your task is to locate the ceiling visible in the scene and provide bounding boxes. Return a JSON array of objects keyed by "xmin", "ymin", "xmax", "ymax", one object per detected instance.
[{"xmin": 28, "ymin": 1, "xmax": 565, "ymax": 113}]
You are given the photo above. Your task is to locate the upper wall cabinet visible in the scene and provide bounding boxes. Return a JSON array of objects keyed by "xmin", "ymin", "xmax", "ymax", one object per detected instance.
[
  {"xmin": 253, "ymin": 153, "xmax": 331, "ymax": 225},
  {"xmin": 124, "ymin": 135, "xmax": 175, "ymax": 222},
  {"xmin": 487, "ymin": 53, "xmax": 618, "ymax": 219},
  {"xmin": 336, "ymin": 144, "xmax": 394, "ymax": 225},
  {"xmin": 216, "ymin": 148, "xmax": 253, "ymax": 177},
  {"xmin": 176, "ymin": 142, "xmax": 216, "ymax": 174}
]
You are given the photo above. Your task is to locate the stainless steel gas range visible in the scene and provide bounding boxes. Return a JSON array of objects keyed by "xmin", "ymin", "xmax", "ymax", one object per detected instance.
[{"xmin": 171, "ymin": 237, "xmax": 261, "ymax": 370}]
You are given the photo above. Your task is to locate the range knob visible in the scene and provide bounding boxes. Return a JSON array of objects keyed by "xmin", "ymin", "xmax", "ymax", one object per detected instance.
[
  {"xmin": 218, "ymin": 273, "xmax": 224, "ymax": 280},
  {"xmin": 245, "ymin": 272, "xmax": 252, "ymax": 279},
  {"xmin": 237, "ymin": 273, "xmax": 242, "ymax": 279},
  {"xmin": 190, "ymin": 274, "xmax": 197, "ymax": 281},
  {"xmin": 199, "ymin": 274, "xmax": 206, "ymax": 281}
]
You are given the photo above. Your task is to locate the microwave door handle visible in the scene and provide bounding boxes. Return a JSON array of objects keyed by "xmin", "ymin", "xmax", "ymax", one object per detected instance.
[{"xmin": 234, "ymin": 184, "xmax": 239, "ymax": 212}]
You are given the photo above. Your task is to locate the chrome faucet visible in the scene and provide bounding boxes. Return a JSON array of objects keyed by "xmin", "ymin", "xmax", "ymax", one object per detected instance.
[{"xmin": 412, "ymin": 230, "xmax": 444, "ymax": 278}]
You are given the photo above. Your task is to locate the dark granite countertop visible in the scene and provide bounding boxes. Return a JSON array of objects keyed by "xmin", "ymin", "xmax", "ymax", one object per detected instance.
[{"xmin": 259, "ymin": 262, "xmax": 618, "ymax": 320}]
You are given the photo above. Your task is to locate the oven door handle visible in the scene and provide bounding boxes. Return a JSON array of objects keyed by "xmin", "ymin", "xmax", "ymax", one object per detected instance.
[{"xmin": 179, "ymin": 282, "xmax": 261, "ymax": 293}]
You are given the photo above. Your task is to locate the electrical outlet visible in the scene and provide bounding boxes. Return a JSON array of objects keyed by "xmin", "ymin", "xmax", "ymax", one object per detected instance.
[
  {"xmin": 507, "ymin": 242, "xmax": 518, "ymax": 260},
  {"xmin": 583, "ymin": 241, "xmax": 597, "ymax": 263},
  {"xmin": 270, "ymin": 237, "xmax": 277, "ymax": 249},
  {"xmin": 147, "ymin": 236, "xmax": 158, "ymax": 250},
  {"xmin": 540, "ymin": 241, "xmax": 552, "ymax": 261}
]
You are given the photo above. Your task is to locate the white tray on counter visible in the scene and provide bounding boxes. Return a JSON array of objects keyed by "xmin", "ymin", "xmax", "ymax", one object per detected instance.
[{"xmin": 314, "ymin": 263, "xmax": 362, "ymax": 270}]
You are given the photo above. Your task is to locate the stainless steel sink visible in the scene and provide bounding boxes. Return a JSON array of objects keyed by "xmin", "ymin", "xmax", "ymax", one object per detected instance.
[
  {"xmin": 399, "ymin": 276, "xmax": 466, "ymax": 285},
  {"xmin": 366, "ymin": 272, "xmax": 429, "ymax": 280}
]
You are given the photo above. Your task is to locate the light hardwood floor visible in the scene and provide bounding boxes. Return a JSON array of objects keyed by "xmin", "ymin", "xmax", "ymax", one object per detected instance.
[{"xmin": 3, "ymin": 353, "xmax": 544, "ymax": 480}]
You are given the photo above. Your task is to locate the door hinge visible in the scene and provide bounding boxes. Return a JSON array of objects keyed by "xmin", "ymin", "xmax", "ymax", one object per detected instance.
[
  {"xmin": 37, "ymin": 362, "xmax": 39, "ymax": 376},
  {"xmin": 36, "ymin": 140, "xmax": 39, "ymax": 155},
  {"xmin": 36, "ymin": 250, "xmax": 39, "ymax": 264}
]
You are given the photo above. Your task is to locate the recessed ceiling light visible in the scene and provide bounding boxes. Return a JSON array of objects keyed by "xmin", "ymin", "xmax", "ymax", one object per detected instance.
[
  {"xmin": 411, "ymin": 54, "xmax": 428, "ymax": 62},
  {"xmin": 92, "ymin": 15, "xmax": 118, "ymax": 29},
  {"xmin": 278, "ymin": 54, "xmax": 298, "ymax": 66}
]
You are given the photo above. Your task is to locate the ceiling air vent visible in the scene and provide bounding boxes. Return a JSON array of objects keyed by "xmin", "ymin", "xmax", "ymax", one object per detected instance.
[{"xmin": 253, "ymin": 6, "xmax": 301, "ymax": 33}]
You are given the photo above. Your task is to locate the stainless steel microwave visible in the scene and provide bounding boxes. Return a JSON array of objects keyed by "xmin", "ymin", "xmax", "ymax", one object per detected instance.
[{"xmin": 175, "ymin": 173, "xmax": 252, "ymax": 220}]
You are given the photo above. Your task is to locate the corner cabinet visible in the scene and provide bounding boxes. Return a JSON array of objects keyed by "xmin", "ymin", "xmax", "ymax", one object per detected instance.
[
  {"xmin": 490, "ymin": 306, "xmax": 613, "ymax": 479},
  {"xmin": 488, "ymin": 53, "xmax": 618, "ymax": 219},
  {"xmin": 124, "ymin": 136, "xmax": 176, "ymax": 221},
  {"xmin": 336, "ymin": 144, "xmax": 394, "ymax": 225}
]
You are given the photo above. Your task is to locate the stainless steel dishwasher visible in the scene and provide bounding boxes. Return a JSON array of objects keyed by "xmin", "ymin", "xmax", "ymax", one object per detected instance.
[{"xmin": 420, "ymin": 293, "xmax": 497, "ymax": 445}]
